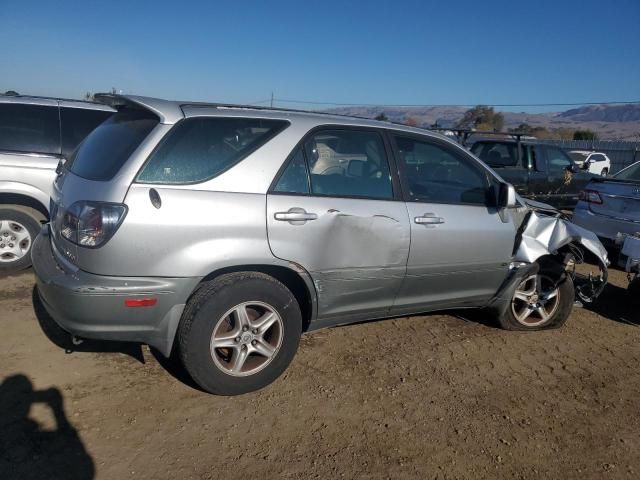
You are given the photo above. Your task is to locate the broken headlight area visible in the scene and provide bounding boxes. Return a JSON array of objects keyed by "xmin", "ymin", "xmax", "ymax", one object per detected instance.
[{"xmin": 514, "ymin": 209, "xmax": 609, "ymax": 304}]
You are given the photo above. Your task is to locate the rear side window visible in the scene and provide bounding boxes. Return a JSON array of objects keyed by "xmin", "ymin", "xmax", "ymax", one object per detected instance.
[
  {"xmin": 60, "ymin": 107, "xmax": 113, "ymax": 158},
  {"xmin": 0, "ymin": 103, "xmax": 60, "ymax": 155},
  {"xmin": 67, "ymin": 109, "xmax": 159, "ymax": 181},
  {"xmin": 306, "ymin": 129, "xmax": 393, "ymax": 199},
  {"xmin": 137, "ymin": 117, "xmax": 289, "ymax": 184}
]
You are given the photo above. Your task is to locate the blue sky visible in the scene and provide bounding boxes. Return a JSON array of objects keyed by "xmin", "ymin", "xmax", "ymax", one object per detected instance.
[{"xmin": 1, "ymin": 0, "xmax": 638, "ymax": 111}]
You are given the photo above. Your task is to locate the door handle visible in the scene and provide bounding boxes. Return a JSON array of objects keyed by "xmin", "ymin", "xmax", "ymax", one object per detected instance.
[
  {"xmin": 274, "ymin": 208, "xmax": 318, "ymax": 223},
  {"xmin": 414, "ymin": 213, "xmax": 445, "ymax": 226}
]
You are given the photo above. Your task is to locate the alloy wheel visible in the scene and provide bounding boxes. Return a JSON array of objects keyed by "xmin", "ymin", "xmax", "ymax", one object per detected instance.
[
  {"xmin": 210, "ymin": 301, "xmax": 284, "ymax": 377},
  {"xmin": 511, "ymin": 274, "xmax": 561, "ymax": 327}
]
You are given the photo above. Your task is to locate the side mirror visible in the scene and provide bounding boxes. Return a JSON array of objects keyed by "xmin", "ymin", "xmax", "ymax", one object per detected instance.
[{"xmin": 498, "ymin": 183, "xmax": 518, "ymax": 209}]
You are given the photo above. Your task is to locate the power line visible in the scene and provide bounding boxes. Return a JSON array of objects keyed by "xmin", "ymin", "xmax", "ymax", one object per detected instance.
[{"xmin": 271, "ymin": 98, "xmax": 640, "ymax": 108}]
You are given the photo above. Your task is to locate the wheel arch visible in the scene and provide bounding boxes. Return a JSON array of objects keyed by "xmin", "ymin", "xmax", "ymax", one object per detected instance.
[
  {"xmin": 0, "ymin": 192, "xmax": 49, "ymax": 220},
  {"xmin": 195, "ymin": 263, "xmax": 317, "ymax": 332}
]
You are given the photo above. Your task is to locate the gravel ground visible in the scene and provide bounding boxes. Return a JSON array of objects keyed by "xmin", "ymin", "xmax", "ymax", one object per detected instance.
[{"xmin": 0, "ymin": 266, "xmax": 638, "ymax": 480}]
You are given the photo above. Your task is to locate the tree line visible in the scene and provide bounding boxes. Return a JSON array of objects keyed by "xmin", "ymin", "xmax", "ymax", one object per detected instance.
[{"xmin": 373, "ymin": 105, "xmax": 599, "ymax": 140}]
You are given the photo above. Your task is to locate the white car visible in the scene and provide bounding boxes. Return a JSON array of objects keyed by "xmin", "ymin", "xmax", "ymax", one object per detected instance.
[{"xmin": 568, "ymin": 150, "xmax": 611, "ymax": 176}]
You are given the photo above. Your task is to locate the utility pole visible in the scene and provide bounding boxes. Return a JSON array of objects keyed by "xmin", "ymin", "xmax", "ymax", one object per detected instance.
[{"xmin": 270, "ymin": 92, "xmax": 274, "ymax": 108}]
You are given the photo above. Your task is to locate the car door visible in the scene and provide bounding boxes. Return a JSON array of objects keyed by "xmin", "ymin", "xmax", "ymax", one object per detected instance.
[
  {"xmin": 388, "ymin": 133, "xmax": 516, "ymax": 315},
  {"xmin": 266, "ymin": 127, "xmax": 411, "ymax": 325}
]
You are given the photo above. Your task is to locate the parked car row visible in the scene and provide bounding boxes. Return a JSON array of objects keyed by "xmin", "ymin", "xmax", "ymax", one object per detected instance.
[{"xmin": 26, "ymin": 93, "xmax": 608, "ymax": 395}]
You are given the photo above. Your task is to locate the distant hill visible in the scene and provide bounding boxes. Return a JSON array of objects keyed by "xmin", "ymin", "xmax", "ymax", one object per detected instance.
[
  {"xmin": 558, "ymin": 104, "xmax": 640, "ymax": 122},
  {"xmin": 325, "ymin": 104, "xmax": 640, "ymax": 140}
]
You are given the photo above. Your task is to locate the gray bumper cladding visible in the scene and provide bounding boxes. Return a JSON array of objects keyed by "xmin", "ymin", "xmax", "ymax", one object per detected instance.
[{"xmin": 31, "ymin": 227, "xmax": 200, "ymax": 356}]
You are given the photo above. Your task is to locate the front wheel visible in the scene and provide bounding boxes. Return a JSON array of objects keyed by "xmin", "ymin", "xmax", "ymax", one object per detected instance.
[
  {"xmin": 601, "ymin": 168, "xmax": 609, "ymax": 177},
  {"xmin": 496, "ymin": 270, "xmax": 574, "ymax": 331},
  {"xmin": 178, "ymin": 272, "xmax": 302, "ymax": 395}
]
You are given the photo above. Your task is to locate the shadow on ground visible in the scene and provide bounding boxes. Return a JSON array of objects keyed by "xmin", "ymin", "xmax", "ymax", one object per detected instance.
[
  {"xmin": 0, "ymin": 374, "xmax": 94, "ymax": 480},
  {"xmin": 32, "ymin": 286, "xmax": 145, "ymax": 363},
  {"xmin": 584, "ymin": 281, "xmax": 639, "ymax": 326}
]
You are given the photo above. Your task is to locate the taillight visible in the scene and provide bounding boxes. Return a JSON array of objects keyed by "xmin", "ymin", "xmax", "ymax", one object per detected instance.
[
  {"xmin": 578, "ymin": 189, "xmax": 603, "ymax": 204},
  {"xmin": 59, "ymin": 201, "xmax": 127, "ymax": 248}
]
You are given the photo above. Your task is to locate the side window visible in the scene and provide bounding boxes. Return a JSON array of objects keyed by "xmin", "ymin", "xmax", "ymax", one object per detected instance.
[
  {"xmin": 302, "ymin": 129, "xmax": 393, "ymax": 199},
  {"xmin": 273, "ymin": 148, "xmax": 310, "ymax": 194},
  {"xmin": 138, "ymin": 117, "xmax": 288, "ymax": 184},
  {"xmin": 60, "ymin": 107, "xmax": 113, "ymax": 158},
  {"xmin": 471, "ymin": 142, "xmax": 518, "ymax": 168},
  {"xmin": 0, "ymin": 103, "xmax": 60, "ymax": 155},
  {"xmin": 590, "ymin": 154, "xmax": 604, "ymax": 162},
  {"xmin": 545, "ymin": 147, "xmax": 572, "ymax": 173},
  {"xmin": 395, "ymin": 136, "xmax": 491, "ymax": 205}
]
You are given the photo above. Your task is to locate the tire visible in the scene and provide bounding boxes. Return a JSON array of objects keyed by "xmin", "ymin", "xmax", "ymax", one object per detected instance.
[
  {"xmin": 178, "ymin": 272, "xmax": 302, "ymax": 395},
  {"xmin": 0, "ymin": 207, "xmax": 43, "ymax": 272},
  {"xmin": 601, "ymin": 168, "xmax": 608, "ymax": 177},
  {"xmin": 496, "ymin": 265, "xmax": 575, "ymax": 331}
]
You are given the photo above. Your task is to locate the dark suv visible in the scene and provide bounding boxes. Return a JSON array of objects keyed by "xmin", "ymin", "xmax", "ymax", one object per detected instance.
[
  {"xmin": 0, "ymin": 94, "xmax": 114, "ymax": 270},
  {"xmin": 469, "ymin": 137, "xmax": 595, "ymax": 210}
]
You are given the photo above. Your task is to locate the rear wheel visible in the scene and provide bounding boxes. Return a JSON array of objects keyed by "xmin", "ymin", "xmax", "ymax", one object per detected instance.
[
  {"xmin": 0, "ymin": 207, "xmax": 43, "ymax": 271},
  {"xmin": 601, "ymin": 168, "xmax": 609, "ymax": 176},
  {"xmin": 496, "ymin": 267, "xmax": 574, "ymax": 331},
  {"xmin": 178, "ymin": 272, "xmax": 302, "ymax": 395}
]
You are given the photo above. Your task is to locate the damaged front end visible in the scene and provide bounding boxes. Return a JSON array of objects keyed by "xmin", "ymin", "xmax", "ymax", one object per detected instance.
[{"xmin": 511, "ymin": 201, "xmax": 609, "ymax": 304}]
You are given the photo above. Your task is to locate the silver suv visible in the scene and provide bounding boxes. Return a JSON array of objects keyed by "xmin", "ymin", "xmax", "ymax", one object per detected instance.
[
  {"xmin": 32, "ymin": 94, "xmax": 608, "ymax": 395},
  {"xmin": 0, "ymin": 94, "xmax": 114, "ymax": 270}
]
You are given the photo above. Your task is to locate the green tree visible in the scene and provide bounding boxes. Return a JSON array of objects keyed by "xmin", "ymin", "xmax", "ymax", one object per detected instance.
[
  {"xmin": 457, "ymin": 105, "xmax": 504, "ymax": 131},
  {"xmin": 374, "ymin": 112, "xmax": 388, "ymax": 121},
  {"xmin": 509, "ymin": 123, "xmax": 534, "ymax": 134},
  {"xmin": 573, "ymin": 129, "xmax": 599, "ymax": 141}
]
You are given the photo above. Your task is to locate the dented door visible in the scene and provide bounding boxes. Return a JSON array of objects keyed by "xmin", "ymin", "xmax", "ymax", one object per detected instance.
[{"xmin": 267, "ymin": 195, "xmax": 410, "ymax": 322}]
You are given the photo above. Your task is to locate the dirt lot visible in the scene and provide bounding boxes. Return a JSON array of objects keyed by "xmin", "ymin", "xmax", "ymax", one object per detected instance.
[{"xmin": 1, "ymin": 266, "xmax": 638, "ymax": 480}]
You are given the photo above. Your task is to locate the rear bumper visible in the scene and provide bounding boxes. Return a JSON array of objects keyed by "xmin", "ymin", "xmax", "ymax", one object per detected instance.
[
  {"xmin": 572, "ymin": 207, "xmax": 640, "ymax": 244},
  {"xmin": 31, "ymin": 226, "xmax": 201, "ymax": 356}
]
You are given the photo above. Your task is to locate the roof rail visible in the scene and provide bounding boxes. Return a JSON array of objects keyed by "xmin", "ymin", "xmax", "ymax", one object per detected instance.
[{"xmin": 0, "ymin": 92, "xmax": 103, "ymax": 106}]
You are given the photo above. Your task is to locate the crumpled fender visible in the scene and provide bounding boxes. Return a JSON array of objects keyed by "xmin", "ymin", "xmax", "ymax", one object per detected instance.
[
  {"xmin": 515, "ymin": 211, "xmax": 609, "ymax": 266},
  {"xmin": 514, "ymin": 211, "xmax": 609, "ymax": 301}
]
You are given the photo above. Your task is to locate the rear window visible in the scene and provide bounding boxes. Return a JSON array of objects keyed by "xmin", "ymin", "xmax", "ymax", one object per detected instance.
[
  {"xmin": 0, "ymin": 103, "xmax": 60, "ymax": 155},
  {"xmin": 615, "ymin": 163, "xmax": 640, "ymax": 182},
  {"xmin": 568, "ymin": 152, "xmax": 589, "ymax": 163},
  {"xmin": 137, "ymin": 117, "xmax": 288, "ymax": 184},
  {"xmin": 60, "ymin": 107, "xmax": 113, "ymax": 158},
  {"xmin": 471, "ymin": 142, "xmax": 518, "ymax": 167},
  {"xmin": 67, "ymin": 109, "xmax": 159, "ymax": 181}
]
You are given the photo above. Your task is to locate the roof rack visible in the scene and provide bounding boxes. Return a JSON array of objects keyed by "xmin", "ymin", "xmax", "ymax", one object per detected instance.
[{"xmin": 429, "ymin": 127, "xmax": 535, "ymax": 145}]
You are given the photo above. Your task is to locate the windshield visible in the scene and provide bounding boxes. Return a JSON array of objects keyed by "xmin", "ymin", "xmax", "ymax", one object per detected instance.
[
  {"xmin": 66, "ymin": 108, "xmax": 159, "ymax": 181},
  {"xmin": 614, "ymin": 162, "xmax": 640, "ymax": 182},
  {"xmin": 568, "ymin": 152, "xmax": 589, "ymax": 163}
]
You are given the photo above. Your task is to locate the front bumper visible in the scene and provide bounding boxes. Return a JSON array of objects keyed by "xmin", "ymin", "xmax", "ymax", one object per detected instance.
[{"xmin": 31, "ymin": 227, "xmax": 201, "ymax": 356}]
